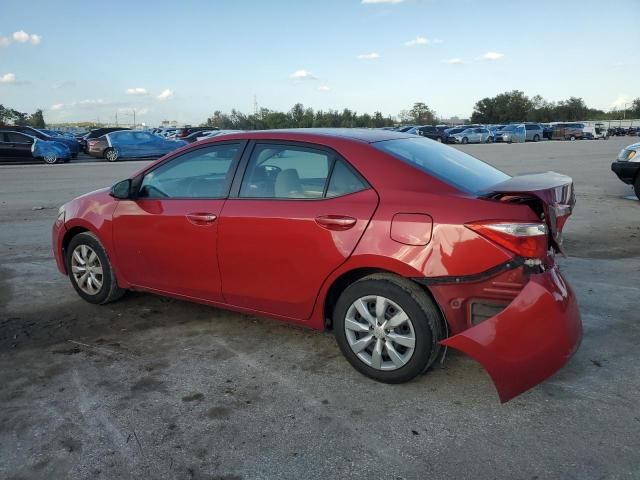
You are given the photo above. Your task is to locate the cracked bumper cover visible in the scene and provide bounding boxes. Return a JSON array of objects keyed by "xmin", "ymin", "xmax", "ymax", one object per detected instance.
[{"xmin": 440, "ymin": 266, "xmax": 582, "ymax": 403}]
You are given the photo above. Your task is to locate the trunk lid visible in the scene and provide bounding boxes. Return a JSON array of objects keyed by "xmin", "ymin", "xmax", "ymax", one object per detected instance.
[{"xmin": 481, "ymin": 172, "xmax": 575, "ymax": 253}]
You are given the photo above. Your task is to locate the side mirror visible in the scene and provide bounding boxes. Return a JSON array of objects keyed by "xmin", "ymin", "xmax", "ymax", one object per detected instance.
[{"xmin": 110, "ymin": 179, "xmax": 133, "ymax": 199}]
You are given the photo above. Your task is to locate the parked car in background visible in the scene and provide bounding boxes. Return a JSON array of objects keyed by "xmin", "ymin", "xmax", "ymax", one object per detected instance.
[
  {"xmin": 196, "ymin": 130, "xmax": 243, "ymax": 141},
  {"xmin": 396, "ymin": 125, "xmax": 417, "ymax": 132},
  {"xmin": 611, "ymin": 142, "xmax": 640, "ymax": 199},
  {"xmin": 626, "ymin": 127, "xmax": 639, "ymax": 136},
  {"xmin": 541, "ymin": 124, "xmax": 554, "ymax": 140},
  {"xmin": 4, "ymin": 125, "xmax": 80, "ymax": 158},
  {"xmin": 182, "ymin": 130, "xmax": 216, "ymax": 143},
  {"xmin": 524, "ymin": 123, "xmax": 544, "ymax": 142},
  {"xmin": 82, "ymin": 128, "xmax": 130, "ymax": 153},
  {"xmin": 442, "ymin": 127, "xmax": 468, "ymax": 143},
  {"xmin": 175, "ymin": 127, "xmax": 216, "ymax": 139},
  {"xmin": 0, "ymin": 130, "xmax": 72, "ymax": 164},
  {"xmin": 583, "ymin": 123, "xmax": 609, "ymax": 140},
  {"xmin": 552, "ymin": 123, "xmax": 584, "ymax": 141},
  {"xmin": 52, "ymin": 128, "xmax": 581, "ymax": 402},
  {"xmin": 451, "ymin": 127, "xmax": 493, "ymax": 144},
  {"xmin": 406, "ymin": 125, "xmax": 446, "ymax": 142},
  {"xmin": 495, "ymin": 125, "xmax": 527, "ymax": 143},
  {"xmin": 86, "ymin": 130, "xmax": 187, "ymax": 161}
]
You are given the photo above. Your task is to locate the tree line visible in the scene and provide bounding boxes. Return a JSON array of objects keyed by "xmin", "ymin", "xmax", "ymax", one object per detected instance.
[
  {"xmin": 0, "ymin": 104, "xmax": 45, "ymax": 128},
  {"xmin": 470, "ymin": 91, "xmax": 640, "ymax": 124}
]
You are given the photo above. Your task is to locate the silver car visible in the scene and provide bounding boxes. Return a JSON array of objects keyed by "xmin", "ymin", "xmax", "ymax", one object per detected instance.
[
  {"xmin": 524, "ymin": 123, "xmax": 544, "ymax": 142},
  {"xmin": 452, "ymin": 127, "xmax": 493, "ymax": 144}
]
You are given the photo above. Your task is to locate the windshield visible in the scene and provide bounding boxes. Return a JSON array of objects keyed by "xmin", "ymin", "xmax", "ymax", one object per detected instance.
[
  {"xmin": 373, "ymin": 137, "xmax": 510, "ymax": 194},
  {"xmin": 502, "ymin": 125, "xmax": 518, "ymax": 132}
]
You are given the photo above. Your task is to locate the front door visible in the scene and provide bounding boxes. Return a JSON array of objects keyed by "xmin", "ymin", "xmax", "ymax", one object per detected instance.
[
  {"xmin": 4, "ymin": 132, "xmax": 34, "ymax": 159},
  {"xmin": 218, "ymin": 142, "xmax": 379, "ymax": 319},
  {"xmin": 112, "ymin": 142, "xmax": 244, "ymax": 300}
]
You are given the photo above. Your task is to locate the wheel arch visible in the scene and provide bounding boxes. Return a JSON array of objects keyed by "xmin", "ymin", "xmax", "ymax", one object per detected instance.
[
  {"xmin": 321, "ymin": 266, "xmax": 448, "ymax": 335},
  {"xmin": 61, "ymin": 226, "xmax": 91, "ymax": 271}
]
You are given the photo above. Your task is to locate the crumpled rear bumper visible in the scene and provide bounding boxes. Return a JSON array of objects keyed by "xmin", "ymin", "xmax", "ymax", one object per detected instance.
[{"xmin": 440, "ymin": 266, "xmax": 582, "ymax": 403}]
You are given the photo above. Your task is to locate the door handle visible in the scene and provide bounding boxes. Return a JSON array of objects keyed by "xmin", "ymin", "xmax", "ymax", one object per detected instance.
[
  {"xmin": 186, "ymin": 212, "xmax": 217, "ymax": 225},
  {"xmin": 315, "ymin": 215, "xmax": 357, "ymax": 231}
]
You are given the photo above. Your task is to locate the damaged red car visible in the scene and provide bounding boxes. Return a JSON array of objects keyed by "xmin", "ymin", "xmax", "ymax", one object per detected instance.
[{"xmin": 52, "ymin": 129, "xmax": 581, "ymax": 402}]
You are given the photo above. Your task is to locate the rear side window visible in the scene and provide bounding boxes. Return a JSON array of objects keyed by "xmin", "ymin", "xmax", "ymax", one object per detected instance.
[
  {"xmin": 6, "ymin": 132, "xmax": 32, "ymax": 143},
  {"xmin": 326, "ymin": 160, "xmax": 367, "ymax": 198},
  {"xmin": 373, "ymin": 137, "xmax": 510, "ymax": 194}
]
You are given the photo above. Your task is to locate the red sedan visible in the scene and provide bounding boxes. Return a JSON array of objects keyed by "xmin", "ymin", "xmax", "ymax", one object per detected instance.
[{"xmin": 52, "ymin": 129, "xmax": 581, "ymax": 402}]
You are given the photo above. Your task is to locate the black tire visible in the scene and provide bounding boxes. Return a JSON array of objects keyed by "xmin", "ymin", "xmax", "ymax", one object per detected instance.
[
  {"xmin": 634, "ymin": 175, "xmax": 640, "ymax": 201},
  {"xmin": 486, "ymin": 136, "xmax": 493, "ymax": 144},
  {"xmin": 533, "ymin": 134, "xmax": 540, "ymax": 142},
  {"xmin": 333, "ymin": 274, "xmax": 444, "ymax": 384},
  {"xmin": 569, "ymin": 135, "xmax": 576, "ymax": 141},
  {"xmin": 104, "ymin": 147, "xmax": 119, "ymax": 162},
  {"xmin": 461, "ymin": 137, "xmax": 468, "ymax": 144},
  {"xmin": 65, "ymin": 232, "xmax": 125, "ymax": 304}
]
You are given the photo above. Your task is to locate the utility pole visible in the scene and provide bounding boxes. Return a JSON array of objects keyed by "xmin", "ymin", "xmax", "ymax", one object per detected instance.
[
  {"xmin": 115, "ymin": 112, "xmax": 118, "ymax": 126},
  {"xmin": 133, "ymin": 109, "xmax": 136, "ymax": 129},
  {"xmin": 254, "ymin": 95, "xmax": 258, "ymax": 115}
]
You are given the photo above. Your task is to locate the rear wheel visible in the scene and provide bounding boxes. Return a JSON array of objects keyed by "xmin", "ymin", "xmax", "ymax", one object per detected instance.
[
  {"xmin": 461, "ymin": 137, "xmax": 468, "ymax": 144},
  {"xmin": 104, "ymin": 148, "xmax": 119, "ymax": 162},
  {"xmin": 533, "ymin": 134, "xmax": 540, "ymax": 142},
  {"xmin": 486, "ymin": 136, "xmax": 494, "ymax": 144},
  {"xmin": 569, "ymin": 135, "xmax": 576, "ymax": 141},
  {"xmin": 436, "ymin": 137, "xmax": 442, "ymax": 143},
  {"xmin": 333, "ymin": 274, "xmax": 443, "ymax": 383},
  {"xmin": 66, "ymin": 232, "xmax": 125, "ymax": 304}
]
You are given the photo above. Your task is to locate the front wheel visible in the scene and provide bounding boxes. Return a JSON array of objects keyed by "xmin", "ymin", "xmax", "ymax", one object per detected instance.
[
  {"xmin": 42, "ymin": 153, "xmax": 58, "ymax": 164},
  {"xmin": 66, "ymin": 232, "xmax": 125, "ymax": 304},
  {"xmin": 461, "ymin": 137, "xmax": 468, "ymax": 144},
  {"xmin": 569, "ymin": 136, "xmax": 576, "ymax": 141},
  {"xmin": 486, "ymin": 136, "xmax": 494, "ymax": 144},
  {"xmin": 533, "ymin": 134, "xmax": 540, "ymax": 142},
  {"xmin": 333, "ymin": 274, "xmax": 443, "ymax": 383},
  {"xmin": 436, "ymin": 137, "xmax": 442, "ymax": 143},
  {"xmin": 104, "ymin": 147, "xmax": 119, "ymax": 162}
]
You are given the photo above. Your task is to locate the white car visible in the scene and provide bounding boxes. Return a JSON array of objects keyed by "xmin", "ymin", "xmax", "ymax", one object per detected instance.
[{"xmin": 196, "ymin": 130, "xmax": 242, "ymax": 141}]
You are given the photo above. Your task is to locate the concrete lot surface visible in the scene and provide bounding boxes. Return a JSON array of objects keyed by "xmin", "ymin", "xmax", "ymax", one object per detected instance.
[{"xmin": 0, "ymin": 137, "xmax": 639, "ymax": 479}]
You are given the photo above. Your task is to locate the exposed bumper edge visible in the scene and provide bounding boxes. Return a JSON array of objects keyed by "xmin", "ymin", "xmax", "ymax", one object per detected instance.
[
  {"xmin": 440, "ymin": 266, "xmax": 582, "ymax": 403},
  {"xmin": 52, "ymin": 217, "xmax": 67, "ymax": 275}
]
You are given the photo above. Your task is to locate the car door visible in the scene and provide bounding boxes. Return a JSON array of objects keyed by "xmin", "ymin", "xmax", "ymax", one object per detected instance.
[
  {"xmin": 112, "ymin": 141, "xmax": 245, "ymax": 300},
  {"xmin": 5, "ymin": 132, "xmax": 34, "ymax": 159},
  {"xmin": 218, "ymin": 142, "xmax": 379, "ymax": 319}
]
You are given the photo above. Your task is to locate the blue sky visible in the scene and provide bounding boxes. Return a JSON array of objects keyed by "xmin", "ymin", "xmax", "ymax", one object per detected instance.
[{"xmin": 0, "ymin": 0, "xmax": 638, "ymax": 125}]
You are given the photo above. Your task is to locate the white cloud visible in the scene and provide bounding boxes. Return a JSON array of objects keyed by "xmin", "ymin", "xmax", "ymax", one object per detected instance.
[
  {"xmin": 611, "ymin": 95, "xmax": 633, "ymax": 109},
  {"xmin": 51, "ymin": 103, "xmax": 64, "ymax": 111},
  {"xmin": 357, "ymin": 52, "xmax": 380, "ymax": 60},
  {"xmin": 12, "ymin": 30, "xmax": 29, "ymax": 42},
  {"xmin": 289, "ymin": 69, "xmax": 317, "ymax": 80},
  {"xmin": 126, "ymin": 87, "xmax": 148, "ymax": 95},
  {"xmin": 445, "ymin": 58, "xmax": 464, "ymax": 65},
  {"xmin": 479, "ymin": 51, "xmax": 505, "ymax": 61},
  {"xmin": 157, "ymin": 88, "xmax": 174, "ymax": 100},
  {"xmin": 318, "ymin": 85, "xmax": 330, "ymax": 92},
  {"xmin": 30, "ymin": 34, "xmax": 41, "ymax": 45},
  {"xmin": 78, "ymin": 98, "xmax": 105, "ymax": 105},
  {"xmin": 0, "ymin": 73, "xmax": 17, "ymax": 84},
  {"xmin": 405, "ymin": 36, "xmax": 430, "ymax": 47},
  {"xmin": 0, "ymin": 36, "xmax": 9, "ymax": 48},
  {"xmin": 362, "ymin": 0, "xmax": 404, "ymax": 3}
]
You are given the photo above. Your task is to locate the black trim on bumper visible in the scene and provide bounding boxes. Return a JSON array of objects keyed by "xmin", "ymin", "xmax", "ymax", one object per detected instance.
[
  {"xmin": 611, "ymin": 161, "xmax": 639, "ymax": 185},
  {"xmin": 412, "ymin": 257, "xmax": 526, "ymax": 285}
]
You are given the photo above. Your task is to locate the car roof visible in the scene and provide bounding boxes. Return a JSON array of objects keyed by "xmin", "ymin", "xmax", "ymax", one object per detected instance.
[{"xmin": 202, "ymin": 128, "xmax": 415, "ymax": 144}]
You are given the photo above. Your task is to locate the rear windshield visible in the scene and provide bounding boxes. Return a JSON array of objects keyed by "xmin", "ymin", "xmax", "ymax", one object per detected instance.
[{"xmin": 373, "ymin": 137, "xmax": 510, "ymax": 194}]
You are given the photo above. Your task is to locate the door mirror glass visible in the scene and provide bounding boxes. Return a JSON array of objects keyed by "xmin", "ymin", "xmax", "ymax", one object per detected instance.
[{"xmin": 110, "ymin": 179, "xmax": 132, "ymax": 199}]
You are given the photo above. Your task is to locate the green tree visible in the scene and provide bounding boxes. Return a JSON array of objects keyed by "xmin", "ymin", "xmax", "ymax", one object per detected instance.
[
  {"xmin": 28, "ymin": 109, "xmax": 46, "ymax": 128},
  {"xmin": 409, "ymin": 102, "xmax": 436, "ymax": 124}
]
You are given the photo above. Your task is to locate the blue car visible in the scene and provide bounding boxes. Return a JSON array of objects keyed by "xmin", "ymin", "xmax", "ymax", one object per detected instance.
[
  {"xmin": 87, "ymin": 130, "xmax": 187, "ymax": 162},
  {"xmin": 0, "ymin": 130, "xmax": 72, "ymax": 164}
]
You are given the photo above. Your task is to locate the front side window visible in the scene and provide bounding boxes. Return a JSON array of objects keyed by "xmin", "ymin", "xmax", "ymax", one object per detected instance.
[
  {"xmin": 240, "ymin": 144, "xmax": 330, "ymax": 199},
  {"xmin": 139, "ymin": 143, "xmax": 241, "ymax": 199}
]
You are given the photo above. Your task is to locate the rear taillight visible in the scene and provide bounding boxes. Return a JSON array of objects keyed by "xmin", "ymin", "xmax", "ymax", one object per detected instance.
[{"xmin": 466, "ymin": 222, "xmax": 548, "ymax": 258}]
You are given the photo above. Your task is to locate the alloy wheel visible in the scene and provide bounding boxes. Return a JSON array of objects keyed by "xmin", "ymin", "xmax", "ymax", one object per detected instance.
[
  {"xmin": 344, "ymin": 295, "xmax": 416, "ymax": 371},
  {"xmin": 43, "ymin": 153, "xmax": 57, "ymax": 164},
  {"xmin": 105, "ymin": 149, "xmax": 119, "ymax": 162},
  {"xmin": 71, "ymin": 244, "xmax": 104, "ymax": 295}
]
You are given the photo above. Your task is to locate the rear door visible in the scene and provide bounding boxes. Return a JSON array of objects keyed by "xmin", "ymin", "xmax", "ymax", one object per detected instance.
[
  {"xmin": 218, "ymin": 141, "xmax": 379, "ymax": 319},
  {"xmin": 112, "ymin": 142, "xmax": 245, "ymax": 300}
]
